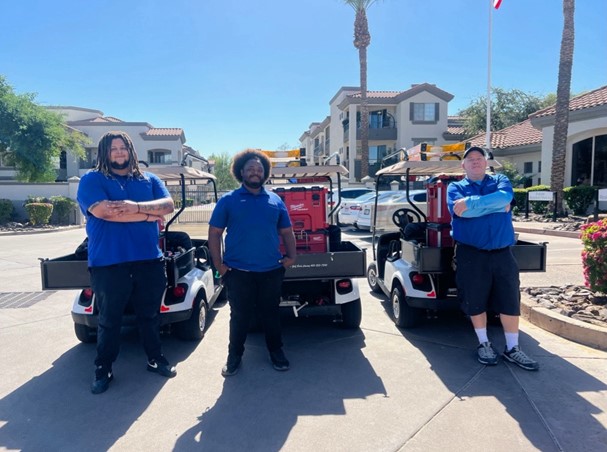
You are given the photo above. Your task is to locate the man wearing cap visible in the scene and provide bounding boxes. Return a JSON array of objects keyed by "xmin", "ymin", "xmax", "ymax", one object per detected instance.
[{"xmin": 447, "ymin": 146, "xmax": 539, "ymax": 371}]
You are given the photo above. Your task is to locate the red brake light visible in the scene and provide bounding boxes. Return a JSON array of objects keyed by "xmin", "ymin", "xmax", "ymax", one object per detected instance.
[
  {"xmin": 82, "ymin": 288, "xmax": 93, "ymax": 299},
  {"xmin": 337, "ymin": 280, "xmax": 351, "ymax": 289},
  {"xmin": 173, "ymin": 286, "xmax": 186, "ymax": 297},
  {"xmin": 411, "ymin": 274, "xmax": 425, "ymax": 285}
]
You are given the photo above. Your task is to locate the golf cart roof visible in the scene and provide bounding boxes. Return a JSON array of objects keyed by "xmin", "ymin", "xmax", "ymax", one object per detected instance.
[
  {"xmin": 375, "ymin": 159, "xmax": 502, "ymax": 177},
  {"xmin": 270, "ymin": 165, "xmax": 349, "ymax": 179},
  {"xmin": 146, "ymin": 165, "xmax": 216, "ymax": 182}
]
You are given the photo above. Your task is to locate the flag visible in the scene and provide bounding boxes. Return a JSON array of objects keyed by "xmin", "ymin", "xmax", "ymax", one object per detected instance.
[{"xmin": 494, "ymin": 0, "xmax": 503, "ymax": 9}]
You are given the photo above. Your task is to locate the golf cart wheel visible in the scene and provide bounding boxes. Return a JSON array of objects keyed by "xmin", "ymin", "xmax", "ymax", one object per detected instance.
[
  {"xmin": 366, "ymin": 263, "xmax": 382, "ymax": 294},
  {"xmin": 341, "ymin": 298, "xmax": 362, "ymax": 329},
  {"xmin": 392, "ymin": 208, "xmax": 422, "ymax": 229},
  {"xmin": 175, "ymin": 292, "xmax": 208, "ymax": 341},
  {"xmin": 74, "ymin": 323, "xmax": 97, "ymax": 343},
  {"xmin": 391, "ymin": 284, "xmax": 422, "ymax": 329}
]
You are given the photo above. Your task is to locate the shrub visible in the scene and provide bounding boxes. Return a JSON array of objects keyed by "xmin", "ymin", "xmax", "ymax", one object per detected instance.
[
  {"xmin": 580, "ymin": 219, "xmax": 607, "ymax": 293},
  {"xmin": 512, "ymin": 189, "xmax": 527, "ymax": 214},
  {"xmin": 563, "ymin": 185, "xmax": 596, "ymax": 216},
  {"xmin": 25, "ymin": 203, "xmax": 53, "ymax": 225},
  {"xmin": 0, "ymin": 199, "xmax": 15, "ymax": 224},
  {"xmin": 50, "ymin": 196, "xmax": 77, "ymax": 224},
  {"xmin": 24, "ymin": 195, "xmax": 51, "ymax": 205}
]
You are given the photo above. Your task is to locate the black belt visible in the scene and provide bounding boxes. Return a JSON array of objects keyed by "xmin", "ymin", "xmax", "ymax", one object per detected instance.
[{"xmin": 456, "ymin": 243, "xmax": 509, "ymax": 253}]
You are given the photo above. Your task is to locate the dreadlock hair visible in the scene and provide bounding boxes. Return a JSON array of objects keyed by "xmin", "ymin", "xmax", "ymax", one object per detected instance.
[
  {"xmin": 95, "ymin": 131, "xmax": 143, "ymax": 178},
  {"xmin": 231, "ymin": 149, "xmax": 272, "ymax": 184}
]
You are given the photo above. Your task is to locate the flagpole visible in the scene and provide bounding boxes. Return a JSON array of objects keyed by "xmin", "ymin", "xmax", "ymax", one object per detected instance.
[{"xmin": 486, "ymin": 0, "xmax": 492, "ymax": 151}]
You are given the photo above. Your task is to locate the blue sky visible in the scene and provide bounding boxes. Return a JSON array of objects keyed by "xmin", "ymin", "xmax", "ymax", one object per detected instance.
[{"xmin": 2, "ymin": 0, "xmax": 605, "ymax": 155}]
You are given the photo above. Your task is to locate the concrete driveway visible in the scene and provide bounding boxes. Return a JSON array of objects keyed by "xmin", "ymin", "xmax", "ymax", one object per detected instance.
[{"xmin": 0, "ymin": 228, "xmax": 606, "ymax": 451}]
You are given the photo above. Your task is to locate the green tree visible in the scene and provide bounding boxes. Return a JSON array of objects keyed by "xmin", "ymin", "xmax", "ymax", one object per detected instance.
[
  {"xmin": 550, "ymin": 0, "xmax": 575, "ymax": 215},
  {"xmin": 459, "ymin": 88, "xmax": 554, "ymax": 138},
  {"xmin": 0, "ymin": 76, "xmax": 88, "ymax": 182},
  {"xmin": 209, "ymin": 152, "xmax": 239, "ymax": 191},
  {"xmin": 344, "ymin": 0, "xmax": 380, "ymax": 180}
]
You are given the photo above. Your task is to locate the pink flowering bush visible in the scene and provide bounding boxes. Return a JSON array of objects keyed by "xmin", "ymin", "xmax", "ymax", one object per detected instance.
[{"xmin": 580, "ymin": 218, "xmax": 607, "ymax": 293}]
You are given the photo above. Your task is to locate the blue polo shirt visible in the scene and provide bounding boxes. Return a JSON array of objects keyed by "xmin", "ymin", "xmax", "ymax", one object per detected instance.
[
  {"xmin": 77, "ymin": 170, "xmax": 170, "ymax": 267},
  {"xmin": 209, "ymin": 185, "xmax": 292, "ymax": 272},
  {"xmin": 447, "ymin": 173, "xmax": 515, "ymax": 250}
]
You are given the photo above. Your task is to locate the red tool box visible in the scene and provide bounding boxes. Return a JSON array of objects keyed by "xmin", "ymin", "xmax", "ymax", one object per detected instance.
[
  {"xmin": 426, "ymin": 176, "xmax": 461, "ymax": 224},
  {"xmin": 280, "ymin": 230, "xmax": 328, "ymax": 254},
  {"xmin": 426, "ymin": 223, "xmax": 453, "ymax": 247},
  {"xmin": 272, "ymin": 186, "xmax": 329, "ymax": 232}
]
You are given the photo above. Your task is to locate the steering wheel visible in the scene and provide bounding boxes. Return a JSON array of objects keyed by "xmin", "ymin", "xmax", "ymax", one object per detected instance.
[{"xmin": 392, "ymin": 208, "xmax": 422, "ymax": 228}]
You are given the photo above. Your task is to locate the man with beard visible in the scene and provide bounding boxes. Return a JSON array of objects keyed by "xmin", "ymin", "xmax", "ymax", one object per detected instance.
[
  {"xmin": 208, "ymin": 149, "xmax": 297, "ymax": 376},
  {"xmin": 77, "ymin": 131, "xmax": 177, "ymax": 394}
]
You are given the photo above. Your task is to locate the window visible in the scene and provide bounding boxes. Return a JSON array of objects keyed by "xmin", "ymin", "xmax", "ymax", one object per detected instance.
[
  {"xmin": 538, "ymin": 161, "xmax": 542, "ymax": 172},
  {"xmin": 410, "ymin": 103, "xmax": 439, "ymax": 123},
  {"xmin": 148, "ymin": 151, "xmax": 169, "ymax": 164},
  {"xmin": 571, "ymin": 134, "xmax": 607, "ymax": 187},
  {"xmin": 523, "ymin": 162, "xmax": 533, "ymax": 173}
]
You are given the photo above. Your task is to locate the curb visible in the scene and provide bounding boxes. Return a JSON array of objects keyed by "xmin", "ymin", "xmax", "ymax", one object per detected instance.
[
  {"xmin": 513, "ymin": 225, "xmax": 580, "ymax": 239},
  {"xmin": 520, "ymin": 293, "xmax": 607, "ymax": 351},
  {"xmin": 0, "ymin": 225, "xmax": 84, "ymax": 236}
]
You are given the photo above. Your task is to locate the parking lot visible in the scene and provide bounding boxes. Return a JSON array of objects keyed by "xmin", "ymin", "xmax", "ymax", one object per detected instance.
[{"xmin": 0, "ymin": 228, "xmax": 606, "ymax": 451}]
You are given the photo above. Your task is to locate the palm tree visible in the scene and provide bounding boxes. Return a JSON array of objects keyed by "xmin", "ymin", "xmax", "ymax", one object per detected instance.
[
  {"xmin": 344, "ymin": 0, "xmax": 378, "ymax": 180},
  {"xmin": 550, "ymin": 0, "xmax": 575, "ymax": 215}
]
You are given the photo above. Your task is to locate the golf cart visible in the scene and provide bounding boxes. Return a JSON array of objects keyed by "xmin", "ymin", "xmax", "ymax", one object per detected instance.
[
  {"xmin": 39, "ymin": 164, "xmax": 225, "ymax": 343},
  {"xmin": 366, "ymin": 158, "xmax": 547, "ymax": 328},
  {"xmin": 268, "ymin": 165, "xmax": 367, "ymax": 328}
]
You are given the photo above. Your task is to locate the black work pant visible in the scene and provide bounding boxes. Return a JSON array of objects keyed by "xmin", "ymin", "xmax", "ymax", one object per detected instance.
[
  {"xmin": 90, "ymin": 259, "xmax": 167, "ymax": 368},
  {"xmin": 225, "ymin": 267, "xmax": 285, "ymax": 357}
]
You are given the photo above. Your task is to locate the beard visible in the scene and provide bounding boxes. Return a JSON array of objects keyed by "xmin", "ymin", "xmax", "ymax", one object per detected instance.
[
  {"xmin": 110, "ymin": 160, "xmax": 130, "ymax": 170},
  {"xmin": 243, "ymin": 179, "xmax": 263, "ymax": 189}
]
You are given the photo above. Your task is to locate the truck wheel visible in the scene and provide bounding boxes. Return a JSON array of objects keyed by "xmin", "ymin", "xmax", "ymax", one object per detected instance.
[
  {"xmin": 366, "ymin": 263, "xmax": 382, "ymax": 293},
  {"xmin": 175, "ymin": 293, "xmax": 208, "ymax": 341},
  {"xmin": 74, "ymin": 323, "xmax": 97, "ymax": 343},
  {"xmin": 391, "ymin": 285, "xmax": 422, "ymax": 329},
  {"xmin": 341, "ymin": 298, "xmax": 362, "ymax": 329}
]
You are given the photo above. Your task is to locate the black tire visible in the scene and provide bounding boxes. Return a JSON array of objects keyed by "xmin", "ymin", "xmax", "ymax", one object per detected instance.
[
  {"xmin": 74, "ymin": 323, "xmax": 97, "ymax": 343},
  {"xmin": 175, "ymin": 292, "xmax": 208, "ymax": 341},
  {"xmin": 367, "ymin": 262, "xmax": 382, "ymax": 294},
  {"xmin": 391, "ymin": 284, "xmax": 423, "ymax": 329},
  {"xmin": 341, "ymin": 298, "xmax": 362, "ymax": 329}
]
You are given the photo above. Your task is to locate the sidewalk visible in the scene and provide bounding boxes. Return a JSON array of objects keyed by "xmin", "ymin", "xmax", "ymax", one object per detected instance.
[{"xmin": 513, "ymin": 221, "xmax": 607, "ymax": 351}]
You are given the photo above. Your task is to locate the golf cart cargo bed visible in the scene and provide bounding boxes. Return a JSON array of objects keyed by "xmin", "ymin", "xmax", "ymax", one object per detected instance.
[
  {"xmin": 40, "ymin": 254, "xmax": 89, "ymax": 290},
  {"xmin": 284, "ymin": 241, "xmax": 366, "ymax": 279},
  {"xmin": 40, "ymin": 248, "xmax": 196, "ymax": 290},
  {"xmin": 401, "ymin": 239, "xmax": 547, "ymax": 274}
]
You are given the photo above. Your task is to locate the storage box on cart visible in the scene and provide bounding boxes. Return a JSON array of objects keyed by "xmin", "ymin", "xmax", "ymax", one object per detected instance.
[
  {"xmin": 426, "ymin": 223, "xmax": 454, "ymax": 247},
  {"xmin": 272, "ymin": 186, "xmax": 329, "ymax": 232},
  {"xmin": 280, "ymin": 230, "xmax": 328, "ymax": 254},
  {"xmin": 426, "ymin": 176, "xmax": 461, "ymax": 224}
]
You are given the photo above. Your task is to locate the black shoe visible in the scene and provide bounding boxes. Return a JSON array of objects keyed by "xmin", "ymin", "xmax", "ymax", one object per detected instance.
[
  {"xmin": 91, "ymin": 365, "xmax": 113, "ymax": 394},
  {"xmin": 147, "ymin": 356, "xmax": 177, "ymax": 378},
  {"xmin": 221, "ymin": 354, "xmax": 242, "ymax": 377},
  {"xmin": 269, "ymin": 349, "xmax": 290, "ymax": 371}
]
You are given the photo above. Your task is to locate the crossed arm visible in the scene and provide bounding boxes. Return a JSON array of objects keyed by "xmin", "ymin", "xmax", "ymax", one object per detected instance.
[{"xmin": 89, "ymin": 198, "xmax": 175, "ymax": 223}]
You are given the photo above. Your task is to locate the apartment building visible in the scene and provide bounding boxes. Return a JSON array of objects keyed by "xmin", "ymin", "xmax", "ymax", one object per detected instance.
[
  {"xmin": 0, "ymin": 106, "xmax": 205, "ymax": 181},
  {"xmin": 300, "ymin": 83, "xmax": 464, "ymax": 181}
]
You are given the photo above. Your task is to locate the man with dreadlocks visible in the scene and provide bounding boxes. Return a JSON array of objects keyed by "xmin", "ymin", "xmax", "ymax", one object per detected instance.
[
  {"xmin": 77, "ymin": 131, "xmax": 177, "ymax": 394},
  {"xmin": 208, "ymin": 149, "xmax": 297, "ymax": 377}
]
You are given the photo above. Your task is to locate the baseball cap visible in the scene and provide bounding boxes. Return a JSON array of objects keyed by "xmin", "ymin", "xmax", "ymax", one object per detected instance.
[{"xmin": 463, "ymin": 146, "xmax": 486, "ymax": 159}]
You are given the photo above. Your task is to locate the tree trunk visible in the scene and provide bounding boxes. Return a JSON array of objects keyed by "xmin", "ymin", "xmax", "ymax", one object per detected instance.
[
  {"xmin": 359, "ymin": 45, "xmax": 369, "ymax": 179},
  {"xmin": 550, "ymin": 0, "xmax": 575, "ymax": 216}
]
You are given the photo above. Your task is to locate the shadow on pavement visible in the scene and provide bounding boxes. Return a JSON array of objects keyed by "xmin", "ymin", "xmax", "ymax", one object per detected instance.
[
  {"xmin": 175, "ymin": 317, "xmax": 387, "ymax": 451},
  {"xmin": 0, "ymin": 324, "xmax": 208, "ymax": 451},
  {"xmin": 374, "ymin": 295, "xmax": 607, "ymax": 451}
]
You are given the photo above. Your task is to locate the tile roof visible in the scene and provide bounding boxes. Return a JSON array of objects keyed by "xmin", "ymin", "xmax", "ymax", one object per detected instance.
[
  {"xmin": 144, "ymin": 128, "xmax": 184, "ymax": 137},
  {"xmin": 468, "ymin": 119, "xmax": 542, "ymax": 149},
  {"xmin": 90, "ymin": 116, "xmax": 123, "ymax": 123},
  {"xmin": 447, "ymin": 125, "xmax": 465, "ymax": 135},
  {"xmin": 530, "ymin": 85, "xmax": 607, "ymax": 118},
  {"xmin": 349, "ymin": 91, "xmax": 402, "ymax": 99}
]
